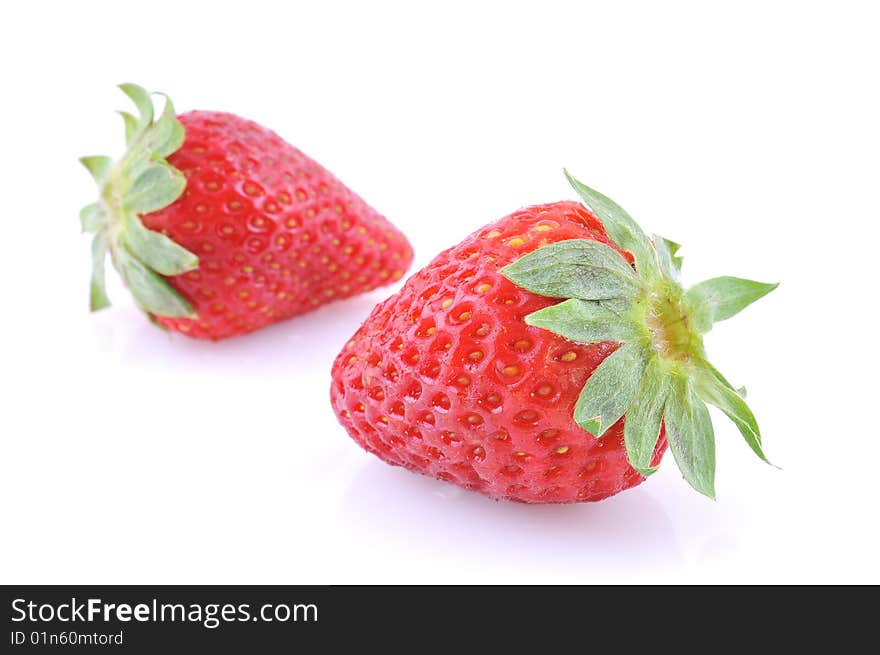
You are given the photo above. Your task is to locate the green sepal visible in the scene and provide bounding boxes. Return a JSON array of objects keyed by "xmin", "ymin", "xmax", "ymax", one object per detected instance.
[
  {"xmin": 112, "ymin": 246, "xmax": 195, "ymax": 318},
  {"xmin": 665, "ymin": 376, "xmax": 716, "ymax": 498},
  {"xmin": 653, "ymin": 235, "xmax": 683, "ymax": 282},
  {"xmin": 695, "ymin": 362, "xmax": 771, "ymax": 464},
  {"xmin": 90, "ymin": 233, "xmax": 111, "ymax": 312},
  {"xmin": 121, "ymin": 211, "xmax": 198, "ymax": 276},
  {"xmin": 575, "ymin": 340, "xmax": 647, "ymax": 437},
  {"xmin": 79, "ymin": 84, "xmax": 196, "ymax": 323},
  {"xmin": 80, "ymin": 156, "xmax": 114, "ymax": 184},
  {"xmin": 149, "ymin": 94, "xmax": 186, "ymax": 157},
  {"xmin": 525, "ymin": 298, "xmax": 641, "ymax": 344},
  {"xmin": 623, "ymin": 356, "xmax": 670, "ymax": 475},
  {"xmin": 125, "ymin": 161, "xmax": 186, "ymax": 214},
  {"xmin": 502, "ymin": 239, "xmax": 641, "ymax": 301},
  {"xmin": 80, "ymin": 203, "xmax": 107, "ymax": 233},
  {"xmin": 118, "ymin": 83, "xmax": 154, "ymax": 131},
  {"xmin": 564, "ymin": 170, "xmax": 657, "ymax": 277},
  {"xmin": 686, "ymin": 276, "xmax": 778, "ymax": 332},
  {"xmin": 117, "ymin": 111, "xmax": 139, "ymax": 144}
]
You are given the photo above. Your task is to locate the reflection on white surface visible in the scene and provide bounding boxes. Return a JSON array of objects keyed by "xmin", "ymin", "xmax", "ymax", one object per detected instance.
[{"xmin": 341, "ymin": 463, "xmax": 684, "ymax": 583}]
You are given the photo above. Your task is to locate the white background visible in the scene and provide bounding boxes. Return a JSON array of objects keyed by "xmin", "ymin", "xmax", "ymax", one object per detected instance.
[{"xmin": 1, "ymin": 1, "xmax": 878, "ymax": 584}]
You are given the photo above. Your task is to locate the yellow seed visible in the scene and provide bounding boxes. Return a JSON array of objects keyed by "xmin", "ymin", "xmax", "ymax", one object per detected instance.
[
  {"xmin": 441, "ymin": 298, "xmax": 453, "ymax": 309},
  {"xmin": 502, "ymin": 365, "xmax": 520, "ymax": 377},
  {"xmin": 556, "ymin": 446, "xmax": 570, "ymax": 455},
  {"xmin": 507, "ymin": 237, "xmax": 526, "ymax": 247},
  {"xmin": 560, "ymin": 351, "xmax": 577, "ymax": 362},
  {"xmin": 486, "ymin": 230, "xmax": 501, "ymax": 239},
  {"xmin": 458, "ymin": 311, "xmax": 472, "ymax": 321},
  {"xmin": 513, "ymin": 339, "xmax": 531, "ymax": 352},
  {"xmin": 475, "ymin": 283, "xmax": 491, "ymax": 294}
]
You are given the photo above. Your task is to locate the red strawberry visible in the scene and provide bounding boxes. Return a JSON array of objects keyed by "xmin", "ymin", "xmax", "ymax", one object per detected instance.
[
  {"xmin": 80, "ymin": 84, "xmax": 413, "ymax": 340},
  {"xmin": 330, "ymin": 173, "xmax": 776, "ymax": 502}
]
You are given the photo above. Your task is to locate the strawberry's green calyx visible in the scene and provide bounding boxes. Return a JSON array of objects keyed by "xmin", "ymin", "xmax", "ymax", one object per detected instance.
[
  {"xmin": 644, "ymin": 279, "xmax": 703, "ymax": 365},
  {"xmin": 79, "ymin": 84, "xmax": 197, "ymax": 318},
  {"xmin": 501, "ymin": 172, "xmax": 778, "ymax": 498}
]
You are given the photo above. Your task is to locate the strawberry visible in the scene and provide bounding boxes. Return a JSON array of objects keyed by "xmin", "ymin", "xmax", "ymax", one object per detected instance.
[
  {"xmin": 80, "ymin": 84, "xmax": 413, "ymax": 340},
  {"xmin": 330, "ymin": 172, "xmax": 776, "ymax": 502}
]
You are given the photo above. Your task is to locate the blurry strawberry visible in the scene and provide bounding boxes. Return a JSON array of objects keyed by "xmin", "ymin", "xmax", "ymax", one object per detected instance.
[
  {"xmin": 80, "ymin": 84, "xmax": 413, "ymax": 340},
  {"xmin": 331, "ymin": 172, "xmax": 776, "ymax": 502}
]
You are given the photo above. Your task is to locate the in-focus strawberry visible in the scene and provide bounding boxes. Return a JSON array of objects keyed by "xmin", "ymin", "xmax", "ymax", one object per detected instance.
[
  {"xmin": 330, "ymin": 172, "xmax": 776, "ymax": 503},
  {"xmin": 80, "ymin": 84, "xmax": 413, "ymax": 340}
]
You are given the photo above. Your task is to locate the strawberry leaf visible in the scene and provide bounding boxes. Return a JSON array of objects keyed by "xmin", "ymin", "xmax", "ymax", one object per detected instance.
[
  {"xmin": 623, "ymin": 356, "xmax": 670, "ymax": 475},
  {"xmin": 112, "ymin": 246, "xmax": 195, "ymax": 318},
  {"xmin": 574, "ymin": 341, "xmax": 648, "ymax": 437},
  {"xmin": 149, "ymin": 94, "xmax": 185, "ymax": 158},
  {"xmin": 525, "ymin": 298, "xmax": 641, "ymax": 344},
  {"xmin": 665, "ymin": 377, "xmax": 716, "ymax": 498},
  {"xmin": 79, "ymin": 202, "xmax": 106, "ymax": 233},
  {"xmin": 653, "ymin": 235, "xmax": 683, "ymax": 282},
  {"xmin": 117, "ymin": 111, "xmax": 139, "ymax": 145},
  {"xmin": 564, "ymin": 171, "xmax": 657, "ymax": 277},
  {"xmin": 686, "ymin": 276, "xmax": 778, "ymax": 330},
  {"xmin": 90, "ymin": 233, "xmax": 111, "ymax": 312},
  {"xmin": 118, "ymin": 83, "xmax": 154, "ymax": 130},
  {"xmin": 501, "ymin": 238, "xmax": 641, "ymax": 301},
  {"xmin": 121, "ymin": 211, "xmax": 199, "ymax": 276},
  {"xmin": 695, "ymin": 362, "xmax": 770, "ymax": 464},
  {"xmin": 79, "ymin": 156, "xmax": 114, "ymax": 185},
  {"xmin": 125, "ymin": 161, "xmax": 186, "ymax": 214}
]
